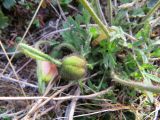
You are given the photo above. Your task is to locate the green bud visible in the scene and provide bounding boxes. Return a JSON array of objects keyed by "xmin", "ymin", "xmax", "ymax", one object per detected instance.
[{"xmin": 61, "ymin": 55, "xmax": 87, "ymax": 80}]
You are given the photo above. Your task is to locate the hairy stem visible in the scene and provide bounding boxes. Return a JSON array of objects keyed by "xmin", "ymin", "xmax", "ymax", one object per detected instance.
[
  {"xmin": 79, "ymin": 0, "xmax": 110, "ymax": 38},
  {"xmin": 54, "ymin": 43, "xmax": 76, "ymax": 53},
  {"xmin": 18, "ymin": 43, "xmax": 62, "ymax": 66},
  {"xmin": 35, "ymin": 40, "xmax": 52, "ymax": 50},
  {"xmin": 112, "ymin": 73, "xmax": 160, "ymax": 93}
]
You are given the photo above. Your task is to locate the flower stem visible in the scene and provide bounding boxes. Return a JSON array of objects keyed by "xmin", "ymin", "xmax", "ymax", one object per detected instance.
[
  {"xmin": 18, "ymin": 43, "xmax": 62, "ymax": 66},
  {"xmin": 53, "ymin": 43, "xmax": 77, "ymax": 53},
  {"xmin": 112, "ymin": 73, "xmax": 160, "ymax": 93},
  {"xmin": 79, "ymin": 0, "xmax": 110, "ymax": 38}
]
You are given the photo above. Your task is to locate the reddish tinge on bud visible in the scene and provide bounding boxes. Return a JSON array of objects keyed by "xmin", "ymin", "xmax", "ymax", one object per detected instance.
[{"xmin": 40, "ymin": 61, "xmax": 58, "ymax": 82}]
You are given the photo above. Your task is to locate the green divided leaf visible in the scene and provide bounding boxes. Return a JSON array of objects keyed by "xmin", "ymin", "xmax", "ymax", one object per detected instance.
[
  {"xmin": 75, "ymin": 9, "xmax": 91, "ymax": 24},
  {"xmin": 61, "ymin": 17, "xmax": 90, "ymax": 55},
  {"xmin": 99, "ymin": 40, "xmax": 119, "ymax": 69}
]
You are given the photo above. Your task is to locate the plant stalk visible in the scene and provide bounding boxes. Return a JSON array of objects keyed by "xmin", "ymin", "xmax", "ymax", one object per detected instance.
[
  {"xmin": 112, "ymin": 73, "xmax": 160, "ymax": 93},
  {"xmin": 53, "ymin": 43, "xmax": 76, "ymax": 53},
  {"xmin": 79, "ymin": 0, "xmax": 110, "ymax": 38},
  {"xmin": 18, "ymin": 43, "xmax": 62, "ymax": 66}
]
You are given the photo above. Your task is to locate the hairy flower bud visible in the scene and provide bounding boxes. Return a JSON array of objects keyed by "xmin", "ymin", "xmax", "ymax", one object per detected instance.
[{"xmin": 61, "ymin": 55, "xmax": 87, "ymax": 80}]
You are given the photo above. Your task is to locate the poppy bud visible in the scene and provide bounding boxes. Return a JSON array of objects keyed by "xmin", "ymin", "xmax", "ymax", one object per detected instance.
[
  {"xmin": 38, "ymin": 61, "xmax": 58, "ymax": 82},
  {"xmin": 61, "ymin": 55, "xmax": 87, "ymax": 80}
]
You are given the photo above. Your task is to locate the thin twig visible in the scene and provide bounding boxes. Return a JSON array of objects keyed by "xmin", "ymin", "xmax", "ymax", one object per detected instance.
[
  {"xmin": 40, "ymin": 23, "xmax": 137, "ymax": 42},
  {"xmin": 0, "ymin": 41, "xmax": 28, "ymax": 102},
  {"xmin": 0, "ymin": 74, "xmax": 38, "ymax": 88},
  {"xmin": 0, "ymin": 110, "xmax": 25, "ymax": 118},
  {"xmin": 150, "ymin": 17, "xmax": 160, "ymax": 27},
  {"xmin": 65, "ymin": 87, "xmax": 80, "ymax": 120},
  {"xmin": 56, "ymin": 105, "xmax": 130, "ymax": 119},
  {"xmin": 82, "ymin": 71, "xmax": 101, "ymax": 82},
  {"xmin": 23, "ymin": 83, "xmax": 73, "ymax": 119},
  {"xmin": 40, "ymin": 24, "xmax": 98, "ymax": 40},
  {"xmin": 153, "ymin": 106, "xmax": 160, "ymax": 120},
  {"xmin": 0, "ymin": 41, "xmax": 19, "ymax": 81},
  {"xmin": 118, "ymin": 1, "xmax": 136, "ymax": 9},
  {"xmin": 114, "ymin": 0, "xmax": 117, "ymax": 7},
  {"xmin": 31, "ymin": 78, "xmax": 59, "ymax": 118},
  {"xmin": 73, "ymin": 106, "xmax": 129, "ymax": 118},
  {"xmin": 125, "ymin": 11, "xmax": 133, "ymax": 36},
  {"xmin": 37, "ymin": 106, "xmax": 55, "ymax": 118},
  {"xmin": 47, "ymin": 0, "xmax": 60, "ymax": 16},
  {"xmin": 0, "ymin": 51, "xmax": 20, "ymax": 55},
  {"xmin": 15, "ymin": 59, "xmax": 33, "ymax": 74},
  {"xmin": 37, "ymin": 100, "xmax": 64, "ymax": 119},
  {"xmin": 0, "ymin": 87, "xmax": 112, "ymax": 101},
  {"xmin": 56, "ymin": 0, "xmax": 67, "ymax": 20},
  {"xmin": 124, "ymin": 32, "xmax": 137, "ymax": 41}
]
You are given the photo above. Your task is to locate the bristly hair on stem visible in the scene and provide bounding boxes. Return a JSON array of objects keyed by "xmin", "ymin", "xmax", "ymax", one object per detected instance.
[
  {"xmin": 112, "ymin": 72, "xmax": 160, "ymax": 93},
  {"xmin": 18, "ymin": 43, "xmax": 62, "ymax": 66}
]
